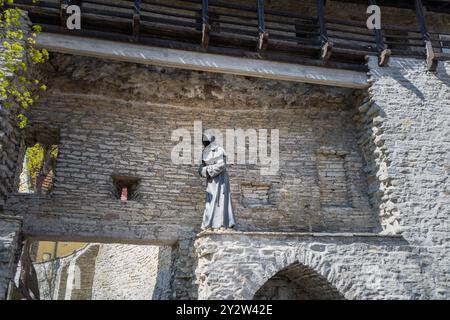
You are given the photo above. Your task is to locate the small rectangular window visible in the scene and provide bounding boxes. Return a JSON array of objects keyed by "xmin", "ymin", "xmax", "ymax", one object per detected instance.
[
  {"xmin": 18, "ymin": 125, "xmax": 60, "ymax": 194},
  {"xmin": 19, "ymin": 143, "xmax": 59, "ymax": 194},
  {"xmin": 111, "ymin": 176, "xmax": 141, "ymax": 201}
]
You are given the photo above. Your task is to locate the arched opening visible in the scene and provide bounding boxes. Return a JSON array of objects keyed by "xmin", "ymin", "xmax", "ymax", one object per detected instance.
[
  {"xmin": 253, "ymin": 262, "xmax": 345, "ymax": 300},
  {"xmin": 8, "ymin": 240, "xmax": 174, "ymax": 300}
]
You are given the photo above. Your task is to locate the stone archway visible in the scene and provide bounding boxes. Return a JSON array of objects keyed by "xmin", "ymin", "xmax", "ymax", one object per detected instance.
[
  {"xmin": 194, "ymin": 234, "xmax": 357, "ymax": 300},
  {"xmin": 253, "ymin": 262, "xmax": 345, "ymax": 300}
]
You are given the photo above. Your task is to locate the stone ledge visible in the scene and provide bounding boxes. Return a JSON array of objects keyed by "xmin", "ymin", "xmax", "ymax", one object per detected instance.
[
  {"xmin": 196, "ymin": 230, "xmax": 405, "ymax": 242},
  {"xmin": 0, "ymin": 215, "xmax": 23, "ymax": 223}
]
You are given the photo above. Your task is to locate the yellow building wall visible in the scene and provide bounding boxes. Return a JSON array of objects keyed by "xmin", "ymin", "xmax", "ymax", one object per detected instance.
[{"xmin": 36, "ymin": 241, "xmax": 86, "ymax": 262}]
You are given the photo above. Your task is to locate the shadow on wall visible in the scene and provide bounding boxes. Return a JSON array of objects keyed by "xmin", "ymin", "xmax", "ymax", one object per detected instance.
[
  {"xmin": 369, "ymin": 58, "xmax": 426, "ymax": 101},
  {"xmin": 436, "ymin": 61, "xmax": 450, "ymax": 87},
  {"xmin": 253, "ymin": 262, "xmax": 345, "ymax": 300}
]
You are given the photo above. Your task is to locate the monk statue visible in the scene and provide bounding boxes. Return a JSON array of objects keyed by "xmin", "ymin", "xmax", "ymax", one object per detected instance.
[{"xmin": 198, "ymin": 132, "xmax": 235, "ymax": 230}]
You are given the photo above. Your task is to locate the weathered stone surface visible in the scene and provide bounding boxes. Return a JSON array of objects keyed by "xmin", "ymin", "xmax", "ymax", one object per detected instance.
[
  {"xmin": 193, "ymin": 232, "xmax": 439, "ymax": 300},
  {"xmin": 0, "ymin": 98, "xmax": 21, "ymax": 212},
  {"xmin": 5, "ymin": 54, "xmax": 378, "ymax": 242},
  {"xmin": 1, "ymin": 8, "xmax": 449, "ymax": 298},
  {"xmin": 0, "ymin": 215, "xmax": 22, "ymax": 300},
  {"xmin": 193, "ymin": 58, "xmax": 450, "ymax": 300},
  {"xmin": 365, "ymin": 57, "xmax": 450, "ymax": 241},
  {"xmin": 92, "ymin": 244, "xmax": 172, "ymax": 300},
  {"xmin": 34, "ymin": 243, "xmax": 173, "ymax": 300},
  {"xmin": 0, "ymin": 13, "xmax": 31, "ymax": 212}
]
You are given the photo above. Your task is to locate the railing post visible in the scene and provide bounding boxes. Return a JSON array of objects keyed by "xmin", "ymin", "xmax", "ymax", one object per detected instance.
[
  {"xmin": 256, "ymin": 0, "xmax": 268, "ymax": 51},
  {"xmin": 415, "ymin": 0, "xmax": 437, "ymax": 71},
  {"xmin": 201, "ymin": 0, "xmax": 211, "ymax": 49},
  {"xmin": 133, "ymin": 0, "xmax": 141, "ymax": 38},
  {"xmin": 368, "ymin": 0, "xmax": 390, "ymax": 66},
  {"xmin": 316, "ymin": 0, "xmax": 332, "ymax": 60}
]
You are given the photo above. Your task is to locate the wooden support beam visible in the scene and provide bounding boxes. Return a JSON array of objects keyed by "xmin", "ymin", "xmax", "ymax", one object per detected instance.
[
  {"xmin": 201, "ymin": 0, "xmax": 211, "ymax": 49},
  {"xmin": 316, "ymin": 0, "xmax": 333, "ymax": 60},
  {"xmin": 256, "ymin": 0, "xmax": 268, "ymax": 52},
  {"xmin": 35, "ymin": 32, "xmax": 369, "ymax": 89},
  {"xmin": 368, "ymin": 0, "xmax": 390, "ymax": 66},
  {"xmin": 133, "ymin": 0, "xmax": 141, "ymax": 38},
  {"xmin": 415, "ymin": 0, "xmax": 437, "ymax": 71}
]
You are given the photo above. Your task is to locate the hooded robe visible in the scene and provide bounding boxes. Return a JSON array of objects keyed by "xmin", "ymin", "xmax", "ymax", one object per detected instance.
[{"xmin": 198, "ymin": 133, "xmax": 235, "ymax": 229}]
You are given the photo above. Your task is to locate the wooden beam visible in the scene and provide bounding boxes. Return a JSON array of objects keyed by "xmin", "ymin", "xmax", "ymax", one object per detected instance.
[
  {"xmin": 201, "ymin": 0, "xmax": 211, "ymax": 49},
  {"xmin": 415, "ymin": 0, "xmax": 438, "ymax": 71},
  {"xmin": 316, "ymin": 0, "xmax": 333, "ymax": 60},
  {"xmin": 368, "ymin": 0, "xmax": 390, "ymax": 66},
  {"xmin": 37, "ymin": 24, "xmax": 367, "ymax": 71},
  {"xmin": 35, "ymin": 32, "xmax": 369, "ymax": 89},
  {"xmin": 133, "ymin": 0, "xmax": 141, "ymax": 38},
  {"xmin": 256, "ymin": 0, "xmax": 268, "ymax": 52}
]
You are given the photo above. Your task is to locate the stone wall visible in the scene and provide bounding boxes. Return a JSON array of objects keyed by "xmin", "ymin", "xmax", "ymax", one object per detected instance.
[
  {"xmin": 172, "ymin": 239, "xmax": 197, "ymax": 300},
  {"xmin": 194, "ymin": 232, "xmax": 416, "ymax": 300},
  {"xmin": 92, "ymin": 244, "xmax": 173, "ymax": 300},
  {"xmin": 34, "ymin": 243, "xmax": 173, "ymax": 300},
  {"xmin": 0, "ymin": 11, "xmax": 31, "ymax": 211},
  {"xmin": 5, "ymin": 54, "xmax": 379, "ymax": 242},
  {"xmin": 0, "ymin": 103, "xmax": 21, "ymax": 211},
  {"xmin": 0, "ymin": 215, "xmax": 22, "ymax": 299},
  {"xmin": 364, "ymin": 56, "xmax": 450, "ymax": 240},
  {"xmin": 253, "ymin": 262, "xmax": 345, "ymax": 300},
  {"xmin": 194, "ymin": 58, "xmax": 450, "ymax": 300},
  {"xmin": 2, "ymin": 3, "xmax": 449, "ymax": 300}
]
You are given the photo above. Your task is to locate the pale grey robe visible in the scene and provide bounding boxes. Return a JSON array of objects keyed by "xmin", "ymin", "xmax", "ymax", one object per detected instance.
[{"xmin": 199, "ymin": 143, "xmax": 235, "ymax": 229}]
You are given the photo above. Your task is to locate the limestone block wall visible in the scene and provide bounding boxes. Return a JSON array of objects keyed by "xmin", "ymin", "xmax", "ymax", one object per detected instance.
[
  {"xmin": 0, "ymin": 23, "xmax": 26, "ymax": 300},
  {"xmin": 0, "ymin": 101, "xmax": 21, "ymax": 212},
  {"xmin": 0, "ymin": 215, "xmax": 22, "ymax": 299},
  {"xmin": 194, "ymin": 233, "xmax": 416, "ymax": 300},
  {"xmin": 363, "ymin": 57, "xmax": 450, "ymax": 241},
  {"xmin": 253, "ymin": 262, "xmax": 345, "ymax": 300},
  {"xmin": 0, "ymin": 12, "xmax": 30, "ymax": 212},
  {"xmin": 172, "ymin": 239, "xmax": 197, "ymax": 300},
  {"xmin": 5, "ymin": 54, "xmax": 379, "ymax": 241},
  {"xmin": 194, "ymin": 58, "xmax": 450, "ymax": 300},
  {"xmin": 34, "ymin": 243, "xmax": 173, "ymax": 300},
  {"xmin": 91, "ymin": 244, "xmax": 173, "ymax": 300}
]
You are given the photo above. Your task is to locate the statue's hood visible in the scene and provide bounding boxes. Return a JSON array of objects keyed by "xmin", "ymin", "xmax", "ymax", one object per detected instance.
[{"xmin": 202, "ymin": 132, "xmax": 222, "ymax": 161}]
